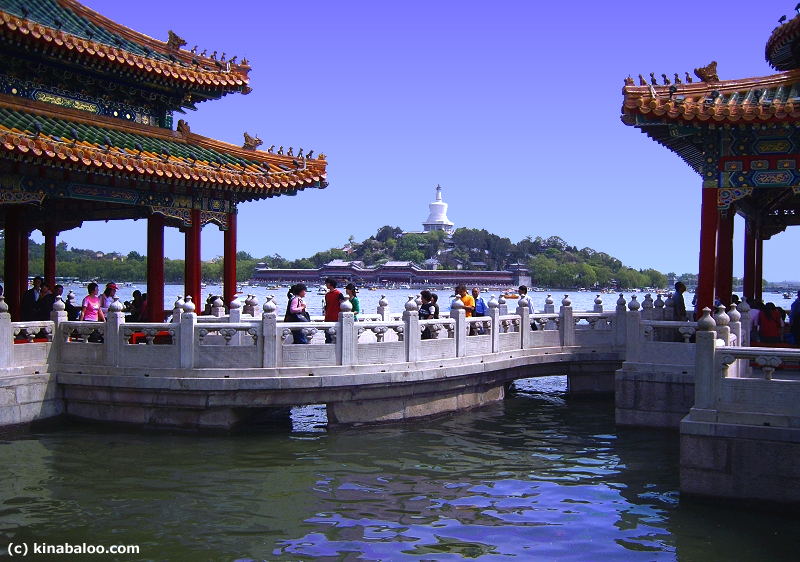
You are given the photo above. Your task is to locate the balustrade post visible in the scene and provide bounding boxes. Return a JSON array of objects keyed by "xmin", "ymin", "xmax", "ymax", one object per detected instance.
[
  {"xmin": 211, "ymin": 296, "xmax": 226, "ymax": 317},
  {"xmin": 559, "ymin": 295, "xmax": 574, "ymax": 347},
  {"xmin": 403, "ymin": 297, "xmax": 420, "ymax": 363},
  {"xmin": 105, "ymin": 297, "xmax": 125, "ymax": 368},
  {"xmin": 694, "ymin": 308, "xmax": 718, "ymax": 411},
  {"xmin": 172, "ymin": 296, "xmax": 184, "ymax": 323},
  {"xmin": 654, "ymin": 294, "xmax": 665, "ymax": 321},
  {"xmin": 498, "ymin": 294, "xmax": 508, "ymax": 316},
  {"xmin": 229, "ymin": 299, "xmax": 242, "ymax": 323},
  {"xmin": 614, "ymin": 294, "xmax": 627, "ymax": 350},
  {"xmin": 339, "ymin": 297, "xmax": 356, "ymax": 366},
  {"xmin": 249, "ymin": 295, "xmax": 261, "ymax": 319},
  {"xmin": 728, "ymin": 303, "xmax": 741, "ymax": 348},
  {"xmin": 664, "ymin": 293, "xmax": 675, "ymax": 321},
  {"xmin": 261, "ymin": 297, "xmax": 278, "ymax": 368},
  {"xmin": 593, "ymin": 295, "xmax": 608, "ymax": 330},
  {"xmin": 377, "ymin": 295, "xmax": 390, "ymax": 321},
  {"xmin": 625, "ymin": 296, "xmax": 641, "ymax": 363},
  {"xmin": 451, "ymin": 297, "xmax": 467, "ymax": 357},
  {"xmin": 514, "ymin": 297, "xmax": 529, "ymax": 349},
  {"xmin": 0, "ymin": 297, "xmax": 12, "ymax": 368},
  {"xmin": 488, "ymin": 297, "xmax": 501, "ymax": 352},
  {"xmin": 50, "ymin": 295, "xmax": 67, "ymax": 365},
  {"xmin": 738, "ymin": 298, "xmax": 751, "ymax": 347},
  {"xmin": 544, "ymin": 294, "xmax": 556, "ymax": 330},
  {"xmin": 180, "ymin": 297, "xmax": 197, "ymax": 370},
  {"xmin": 714, "ymin": 305, "xmax": 730, "ymax": 346}
]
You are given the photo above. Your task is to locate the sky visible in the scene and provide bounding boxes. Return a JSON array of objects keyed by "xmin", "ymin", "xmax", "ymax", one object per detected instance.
[{"xmin": 33, "ymin": 0, "xmax": 800, "ymax": 282}]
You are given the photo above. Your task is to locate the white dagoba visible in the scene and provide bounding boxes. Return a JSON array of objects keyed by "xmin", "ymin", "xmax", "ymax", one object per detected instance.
[{"xmin": 422, "ymin": 184, "xmax": 454, "ymax": 234}]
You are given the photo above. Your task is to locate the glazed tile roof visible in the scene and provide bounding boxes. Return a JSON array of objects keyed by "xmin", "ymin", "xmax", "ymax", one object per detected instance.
[
  {"xmin": 0, "ymin": 0, "xmax": 249, "ymax": 94},
  {"xmin": 766, "ymin": 14, "xmax": 800, "ymax": 70},
  {"xmin": 622, "ymin": 69, "xmax": 800, "ymax": 127},
  {"xmin": 0, "ymin": 96, "xmax": 327, "ymax": 200}
]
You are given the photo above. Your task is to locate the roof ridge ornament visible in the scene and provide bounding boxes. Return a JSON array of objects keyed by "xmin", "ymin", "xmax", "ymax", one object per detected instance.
[
  {"xmin": 166, "ymin": 30, "xmax": 186, "ymax": 50},
  {"xmin": 243, "ymin": 132, "xmax": 262, "ymax": 150},
  {"xmin": 694, "ymin": 61, "xmax": 719, "ymax": 83}
]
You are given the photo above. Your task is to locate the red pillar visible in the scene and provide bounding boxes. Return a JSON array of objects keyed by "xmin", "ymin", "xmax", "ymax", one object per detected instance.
[
  {"xmin": 4, "ymin": 213, "xmax": 21, "ymax": 320},
  {"xmin": 755, "ymin": 231, "xmax": 764, "ymax": 301},
  {"xmin": 184, "ymin": 210, "xmax": 202, "ymax": 309},
  {"xmin": 43, "ymin": 230, "xmax": 56, "ymax": 291},
  {"xmin": 696, "ymin": 187, "xmax": 718, "ymax": 313},
  {"xmin": 715, "ymin": 212, "xmax": 734, "ymax": 307},
  {"xmin": 147, "ymin": 213, "xmax": 165, "ymax": 322},
  {"xmin": 743, "ymin": 221, "xmax": 756, "ymax": 302},
  {"xmin": 223, "ymin": 212, "xmax": 237, "ymax": 308},
  {"xmin": 19, "ymin": 230, "xmax": 28, "ymax": 310}
]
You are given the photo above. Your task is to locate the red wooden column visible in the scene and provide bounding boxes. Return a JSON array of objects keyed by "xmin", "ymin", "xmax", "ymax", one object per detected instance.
[
  {"xmin": 223, "ymin": 212, "xmax": 237, "ymax": 308},
  {"xmin": 743, "ymin": 221, "xmax": 756, "ymax": 302},
  {"xmin": 755, "ymin": 231, "xmax": 764, "ymax": 301},
  {"xmin": 184, "ymin": 210, "xmax": 202, "ymax": 309},
  {"xmin": 4, "ymin": 212, "xmax": 21, "ymax": 320},
  {"xmin": 43, "ymin": 229, "xmax": 57, "ymax": 291},
  {"xmin": 146, "ymin": 213, "xmax": 165, "ymax": 322},
  {"xmin": 696, "ymin": 187, "xmax": 719, "ymax": 313},
  {"xmin": 19, "ymin": 228, "xmax": 28, "ymax": 309},
  {"xmin": 714, "ymin": 211, "xmax": 734, "ymax": 307}
]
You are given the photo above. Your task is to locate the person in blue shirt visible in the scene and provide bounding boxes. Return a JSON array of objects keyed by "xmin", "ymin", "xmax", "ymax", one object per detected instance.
[
  {"xmin": 790, "ymin": 290, "xmax": 800, "ymax": 344},
  {"xmin": 471, "ymin": 287, "xmax": 487, "ymax": 335}
]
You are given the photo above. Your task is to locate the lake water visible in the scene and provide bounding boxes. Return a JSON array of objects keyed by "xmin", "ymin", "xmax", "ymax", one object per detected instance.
[{"xmin": 5, "ymin": 286, "xmax": 798, "ymax": 560}]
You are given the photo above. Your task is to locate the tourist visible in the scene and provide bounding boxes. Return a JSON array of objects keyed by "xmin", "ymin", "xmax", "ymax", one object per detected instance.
[
  {"xmin": 124, "ymin": 290, "xmax": 144, "ymax": 322},
  {"xmin": 419, "ymin": 290, "xmax": 435, "ymax": 339},
  {"xmin": 36, "ymin": 284, "xmax": 63, "ymax": 320},
  {"xmin": 323, "ymin": 278, "xmax": 343, "ymax": 343},
  {"xmin": 758, "ymin": 302, "xmax": 783, "ymax": 344},
  {"xmin": 99, "ymin": 282, "xmax": 117, "ymax": 318},
  {"xmin": 139, "ymin": 293, "xmax": 148, "ymax": 322},
  {"xmin": 79, "ymin": 283, "xmax": 105, "ymax": 322},
  {"xmin": 456, "ymin": 284, "xmax": 475, "ymax": 335},
  {"xmin": 344, "ymin": 283, "xmax": 359, "ymax": 321},
  {"xmin": 284, "ymin": 284, "xmax": 309, "ymax": 344},
  {"xmin": 673, "ymin": 282, "xmax": 688, "ymax": 321},
  {"xmin": 20, "ymin": 276, "xmax": 43, "ymax": 321},
  {"xmin": 471, "ymin": 287, "xmax": 487, "ymax": 335},
  {"xmin": 790, "ymin": 291, "xmax": 800, "ymax": 345},
  {"xmin": 430, "ymin": 293, "xmax": 440, "ymax": 319},
  {"xmin": 518, "ymin": 285, "xmax": 538, "ymax": 330},
  {"xmin": 749, "ymin": 299, "xmax": 762, "ymax": 343},
  {"xmin": 731, "ymin": 294, "xmax": 741, "ymax": 306}
]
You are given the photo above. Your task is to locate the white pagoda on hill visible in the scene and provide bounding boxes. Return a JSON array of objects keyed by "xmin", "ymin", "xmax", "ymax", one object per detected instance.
[{"xmin": 422, "ymin": 184, "xmax": 454, "ymax": 234}]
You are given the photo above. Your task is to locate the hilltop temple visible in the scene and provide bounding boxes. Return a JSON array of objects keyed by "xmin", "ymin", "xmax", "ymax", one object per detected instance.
[{"xmin": 422, "ymin": 185, "xmax": 454, "ymax": 234}]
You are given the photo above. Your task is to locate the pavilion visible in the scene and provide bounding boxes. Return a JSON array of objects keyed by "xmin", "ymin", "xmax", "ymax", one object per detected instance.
[
  {"xmin": 621, "ymin": 18, "xmax": 800, "ymax": 311},
  {"xmin": 0, "ymin": 0, "xmax": 327, "ymax": 320}
]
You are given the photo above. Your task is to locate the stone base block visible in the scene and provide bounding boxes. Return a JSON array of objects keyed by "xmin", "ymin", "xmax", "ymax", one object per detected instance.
[
  {"xmin": 681, "ymin": 420, "xmax": 800, "ymax": 505},
  {"xmin": 615, "ymin": 367, "xmax": 694, "ymax": 428},
  {"xmin": 326, "ymin": 382, "xmax": 505, "ymax": 425},
  {"xmin": 65, "ymin": 400, "xmax": 290, "ymax": 432},
  {"xmin": 566, "ymin": 363, "xmax": 616, "ymax": 394},
  {"xmin": 0, "ymin": 373, "xmax": 63, "ymax": 428}
]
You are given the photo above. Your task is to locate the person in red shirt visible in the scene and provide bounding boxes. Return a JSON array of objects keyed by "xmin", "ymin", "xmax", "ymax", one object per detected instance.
[
  {"xmin": 323, "ymin": 278, "xmax": 343, "ymax": 343},
  {"xmin": 759, "ymin": 302, "xmax": 783, "ymax": 344}
]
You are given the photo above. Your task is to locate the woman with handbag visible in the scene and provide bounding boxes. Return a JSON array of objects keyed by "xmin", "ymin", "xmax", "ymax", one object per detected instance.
[{"xmin": 284, "ymin": 284, "xmax": 310, "ymax": 344}]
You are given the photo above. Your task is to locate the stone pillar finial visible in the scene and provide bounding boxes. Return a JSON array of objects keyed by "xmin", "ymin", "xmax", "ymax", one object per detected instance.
[
  {"xmin": 108, "ymin": 296, "xmax": 124, "ymax": 313},
  {"xmin": 714, "ymin": 304, "xmax": 730, "ymax": 326},
  {"xmin": 405, "ymin": 296, "xmax": 418, "ymax": 312},
  {"xmin": 728, "ymin": 303, "xmax": 741, "ymax": 323},
  {"xmin": 697, "ymin": 307, "xmax": 716, "ymax": 331},
  {"xmin": 263, "ymin": 295, "xmax": 277, "ymax": 314},
  {"xmin": 53, "ymin": 294, "xmax": 65, "ymax": 312},
  {"xmin": 340, "ymin": 295, "xmax": 353, "ymax": 312},
  {"xmin": 174, "ymin": 295, "xmax": 185, "ymax": 309},
  {"xmin": 488, "ymin": 295, "xmax": 499, "ymax": 308},
  {"xmin": 183, "ymin": 295, "xmax": 196, "ymax": 313},
  {"xmin": 561, "ymin": 294, "xmax": 571, "ymax": 307},
  {"xmin": 628, "ymin": 295, "xmax": 640, "ymax": 311},
  {"xmin": 451, "ymin": 296, "xmax": 464, "ymax": 309},
  {"xmin": 0, "ymin": 295, "xmax": 7, "ymax": 314}
]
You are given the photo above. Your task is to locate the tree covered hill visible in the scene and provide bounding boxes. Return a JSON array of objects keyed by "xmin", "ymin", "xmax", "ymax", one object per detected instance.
[
  {"xmin": 0, "ymin": 227, "xmax": 681, "ymax": 289},
  {"xmin": 256, "ymin": 226, "xmax": 674, "ymax": 290}
]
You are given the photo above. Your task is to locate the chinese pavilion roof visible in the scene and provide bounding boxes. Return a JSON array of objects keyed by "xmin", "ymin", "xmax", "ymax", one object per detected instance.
[
  {"xmin": 620, "ymin": 65, "xmax": 800, "ymax": 173},
  {"xmin": 766, "ymin": 12, "xmax": 800, "ymax": 71},
  {"xmin": 0, "ymin": 95, "xmax": 328, "ymax": 201},
  {"xmin": 0, "ymin": 0, "xmax": 250, "ymax": 102}
]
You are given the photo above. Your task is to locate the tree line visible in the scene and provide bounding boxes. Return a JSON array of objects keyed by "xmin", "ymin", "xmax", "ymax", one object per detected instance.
[{"xmin": 0, "ymin": 228, "xmax": 698, "ymax": 290}]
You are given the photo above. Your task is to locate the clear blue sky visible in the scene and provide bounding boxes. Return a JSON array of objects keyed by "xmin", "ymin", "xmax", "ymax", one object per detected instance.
[{"xmin": 36, "ymin": 0, "xmax": 800, "ymax": 282}]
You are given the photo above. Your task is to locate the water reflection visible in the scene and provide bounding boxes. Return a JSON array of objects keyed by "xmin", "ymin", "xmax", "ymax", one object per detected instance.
[{"xmin": 0, "ymin": 377, "xmax": 797, "ymax": 561}]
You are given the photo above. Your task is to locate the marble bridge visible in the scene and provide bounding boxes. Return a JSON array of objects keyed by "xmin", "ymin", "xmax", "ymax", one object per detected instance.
[{"xmin": 2, "ymin": 291, "xmax": 800, "ymax": 504}]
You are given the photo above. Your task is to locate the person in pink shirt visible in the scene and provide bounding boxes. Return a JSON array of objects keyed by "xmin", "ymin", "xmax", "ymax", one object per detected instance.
[{"xmin": 79, "ymin": 283, "xmax": 106, "ymax": 322}]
